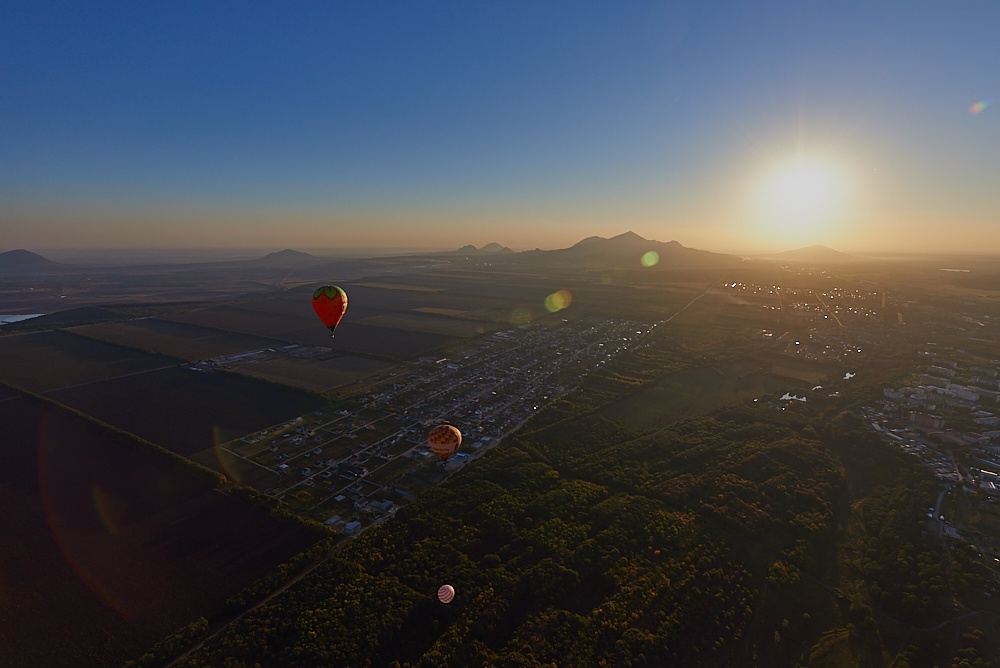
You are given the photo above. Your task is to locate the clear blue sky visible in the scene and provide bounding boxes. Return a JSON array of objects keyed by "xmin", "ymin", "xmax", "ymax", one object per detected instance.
[{"xmin": 2, "ymin": 1, "xmax": 998, "ymax": 253}]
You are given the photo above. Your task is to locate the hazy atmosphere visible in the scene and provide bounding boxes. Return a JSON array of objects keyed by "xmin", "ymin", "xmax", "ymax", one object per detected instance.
[
  {"xmin": 2, "ymin": 1, "xmax": 998, "ymax": 255},
  {"xmin": 7, "ymin": 5, "xmax": 1000, "ymax": 666}
]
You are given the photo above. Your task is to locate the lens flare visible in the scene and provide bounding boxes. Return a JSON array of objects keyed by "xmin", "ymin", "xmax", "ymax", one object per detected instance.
[
  {"xmin": 92, "ymin": 487, "xmax": 123, "ymax": 535},
  {"xmin": 600, "ymin": 268, "xmax": 624, "ymax": 285},
  {"xmin": 37, "ymin": 413, "xmax": 133, "ymax": 616},
  {"xmin": 544, "ymin": 289, "xmax": 572, "ymax": 313},
  {"xmin": 641, "ymin": 251, "xmax": 659, "ymax": 267},
  {"xmin": 212, "ymin": 425, "xmax": 242, "ymax": 483},
  {"xmin": 969, "ymin": 100, "xmax": 989, "ymax": 114}
]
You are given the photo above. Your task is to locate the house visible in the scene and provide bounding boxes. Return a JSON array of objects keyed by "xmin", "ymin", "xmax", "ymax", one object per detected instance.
[
  {"xmin": 344, "ymin": 521, "xmax": 362, "ymax": 535},
  {"xmin": 371, "ymin": 499, "xmax": 393, "ymax": 513}
]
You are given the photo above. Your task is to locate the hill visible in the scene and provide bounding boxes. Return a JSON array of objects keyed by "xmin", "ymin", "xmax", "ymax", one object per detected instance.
[
  {"xmin": 760, "ymin": 245, "xmax": 858, "ymax": 263},
  {"xmin": 246, "ymin": 249, "xmax": 324, "ymax": 266},
  {"xmin": 522, "ymin": 231, "xmax": 738, "ymax": 268},
  {"xmin": 0, "ymin": 249, "xmax": 67, "ymax": 274},
  {"xmin": 454, "ymin": 243, "xmax": 515, "ymax": 255}
]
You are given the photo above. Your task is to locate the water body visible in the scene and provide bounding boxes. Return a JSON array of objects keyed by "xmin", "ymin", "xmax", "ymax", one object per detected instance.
[{"xmin": 0, "ymin": 314, "xmax": 44, "ymax": 325}]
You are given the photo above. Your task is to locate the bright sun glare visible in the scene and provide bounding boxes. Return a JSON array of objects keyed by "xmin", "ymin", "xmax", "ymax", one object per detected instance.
[{"xmin": 755, "ymin": 157, "xmax": 847, "ymax": 246}]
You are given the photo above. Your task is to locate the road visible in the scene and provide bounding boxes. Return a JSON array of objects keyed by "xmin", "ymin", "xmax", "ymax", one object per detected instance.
[
  {"xmin": 663, "ymin": 276, "xmax": 728, "ymax": 324},
  {"xmin": 811, "ymin": 290, "xmax": 845, "ymax": 328}
]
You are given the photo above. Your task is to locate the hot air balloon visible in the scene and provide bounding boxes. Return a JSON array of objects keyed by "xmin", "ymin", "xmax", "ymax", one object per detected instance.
[
  {"xmin": 312, "ymin": 286, "xmax": 348, "ymax": 336},
  {"xmin": 428, "ymin": 424, "xmax": 462, "ymax": 462},
  {"xmin": 437, "ymin": 584, "xmax": 455, "ymax": 604}
]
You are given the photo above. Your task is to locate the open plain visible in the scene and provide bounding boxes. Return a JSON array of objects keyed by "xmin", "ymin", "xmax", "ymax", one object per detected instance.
[{"xmin": 4, "ymin": 242, "xmax": 1000, "ymax": 666}]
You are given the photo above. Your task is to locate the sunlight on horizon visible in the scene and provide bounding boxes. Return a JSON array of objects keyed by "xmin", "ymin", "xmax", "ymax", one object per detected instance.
[{"xmin": 753, "ymin": 156, "xmax": 849, "ymax": 248}]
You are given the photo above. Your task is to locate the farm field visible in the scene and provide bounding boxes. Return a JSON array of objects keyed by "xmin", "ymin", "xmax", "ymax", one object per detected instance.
[
  {"xmin": 600, "ymin": 360, "xmax": 794, "ymax": 431},
  {"xmin": 163, "ymin": 305, "xmax": 315, "ymax": 341},
  {"xmin": 233, "ymin": 354, "xmax": 394, "ymax": 393},
  {"xmin": 72, "ymin": 318, "xmax": 284, "ymax": 361},
  {"xmin": 324, "ymin": 323, "xmax": 463, "ymax": 359},
  {"xmin": 158, "ymin": 300, "xmax": 464, "ymax": 355},
  {"xmin": 351, "ymin": 311, "xmax": 493, "ymax": 338},
  {"xmin": 46, "ymin": 366, "xmax": 325, "ymax": 459},
  {"xmin": 352, "ymin": 281, "xmax": 442, "ymax": 292},
  {"xmin": 655, "ymin": 288, "xmax": 777, "ymax": 326},
  {"xmin": 350, "ymin": 274, "xmax": 548, "ymax": 317},
  {"xmin": 761, "ymin": 352, "xmax": 844, "ymax": 385},
  {"xmin": 0, "ymin": 329, "xmax": 175, "ymax": 393},
  {"xmin": 552, "ymin": 280, "xmax": 707, "ymax": 322},
  {"xmin": 0, "ymin": 392, "xmax": 323, "ymax": 667},
  {"xmin": 188, "ymin": 444, "xmax": 279, "ymax": 489}
]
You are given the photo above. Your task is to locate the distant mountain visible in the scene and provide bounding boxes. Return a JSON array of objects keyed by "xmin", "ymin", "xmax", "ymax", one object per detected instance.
[
  {"xmin": 0, "ymin": 249, "xmax": 68, "ymax": 274},
  {"xmin": 480, "ymin": 242, "xmax": 513, "ymax": 254},
  {"xmin": 761, "ymin": 245, "xmax": 858, "ymax": 263},
  {"xmin": 247, "ymin": 249, "xmax": 323, "ymax": 266},
  {"xmin": 454, "ymin": 243, "xmax": 514, "ymax": 255},
  {"xmin": 522, "ymin": 231, "xmax": 737, "ymax": 268}
]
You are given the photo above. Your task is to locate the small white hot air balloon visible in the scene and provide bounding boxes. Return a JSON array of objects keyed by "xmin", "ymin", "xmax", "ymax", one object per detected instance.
[{"xmin": 437, "ymin": 584, "xmax": 455, "ymax": 604}]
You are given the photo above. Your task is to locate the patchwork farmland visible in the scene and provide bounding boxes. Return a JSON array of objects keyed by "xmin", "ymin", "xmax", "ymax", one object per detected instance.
[
  {"xmin": 72, "ymin": 318, "xmax": 285, "ymax": 361},
  {"xmin": 46, "ymin": 366, "xmax": 325, "ymax": 458}
]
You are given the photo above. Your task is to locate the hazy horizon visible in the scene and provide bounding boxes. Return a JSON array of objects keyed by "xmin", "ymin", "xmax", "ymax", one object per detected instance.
[
  {"xmin": 9, "ymin": 238, "xmax": 1000, "ymax": 268},
  {"xmin": 3, "ymin": 3, "xmax": 998, "ymax": 255}
]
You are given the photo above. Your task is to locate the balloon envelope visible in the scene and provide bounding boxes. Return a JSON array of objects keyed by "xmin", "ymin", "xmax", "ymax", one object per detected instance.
[
  {"xmin": 312, "ymin": 286, "xmax": 348, "ymax": 332},
  {"xmin": 428, "ymin": 424, "xmax": 462, "ymax": 461},
  {"xmin": 437, "ymin": 584, "xmax": 455, "ymax": 604}
]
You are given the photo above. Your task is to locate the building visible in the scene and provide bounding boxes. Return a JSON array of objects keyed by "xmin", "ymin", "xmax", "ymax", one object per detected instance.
[
  {"xmin": 344, "ymin": 521, "xmax": 362, "ymax": 535},
  {"xmin": 947, "ymin": 383, "xmax": 980, "ymax": 402},
  {"xmin": 370, "ymin": 499, "xmax": 393, "ymax": 513},
  {"xmin": 909, "ymin": 412, "xmax": 945, "ymax": 429}
]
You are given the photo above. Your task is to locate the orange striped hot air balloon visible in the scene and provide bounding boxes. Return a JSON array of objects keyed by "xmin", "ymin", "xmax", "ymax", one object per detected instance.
[
  {"xmin": 427, "ymin": 424, "xmax": 462, "ymax": 462},
  {"xmin": 437, "ymin": 584, "xmax": 455, "ymax": 604},
  {"xmin": 312, "ymin": 286, "xmax": 348, "ymax": 336}
]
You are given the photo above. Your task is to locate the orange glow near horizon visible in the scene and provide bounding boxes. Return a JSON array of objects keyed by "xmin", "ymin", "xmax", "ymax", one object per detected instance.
[{"xmin": 752, "ymin": 156, "xmax": 849, "ymax": 248}]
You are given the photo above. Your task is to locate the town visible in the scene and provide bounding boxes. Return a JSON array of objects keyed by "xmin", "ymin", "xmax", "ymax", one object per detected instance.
[
  {"xmin": 222, "ymin": 317, "xmax": 656, "ymax": 531},
  {"xmin": 869, "ymin": 344, "xmax": 1000, "ymax": 561}
]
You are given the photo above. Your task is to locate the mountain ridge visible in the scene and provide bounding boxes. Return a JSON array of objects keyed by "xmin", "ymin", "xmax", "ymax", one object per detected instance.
[{"xmin": 522, "ymin": 231, "xmax": 738, "ymax": 268}]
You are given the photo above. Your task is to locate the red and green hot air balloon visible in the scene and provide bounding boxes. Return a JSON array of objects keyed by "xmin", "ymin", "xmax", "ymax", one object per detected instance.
[{"xmin": 312, "ymin": 286, "xmax": 348, "ymax": 336}]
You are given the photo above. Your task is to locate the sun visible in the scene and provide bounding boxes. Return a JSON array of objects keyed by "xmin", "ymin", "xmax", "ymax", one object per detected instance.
[{"xmin": 755, "ymin": 156, "xmax": 847, "ymax": 245}]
